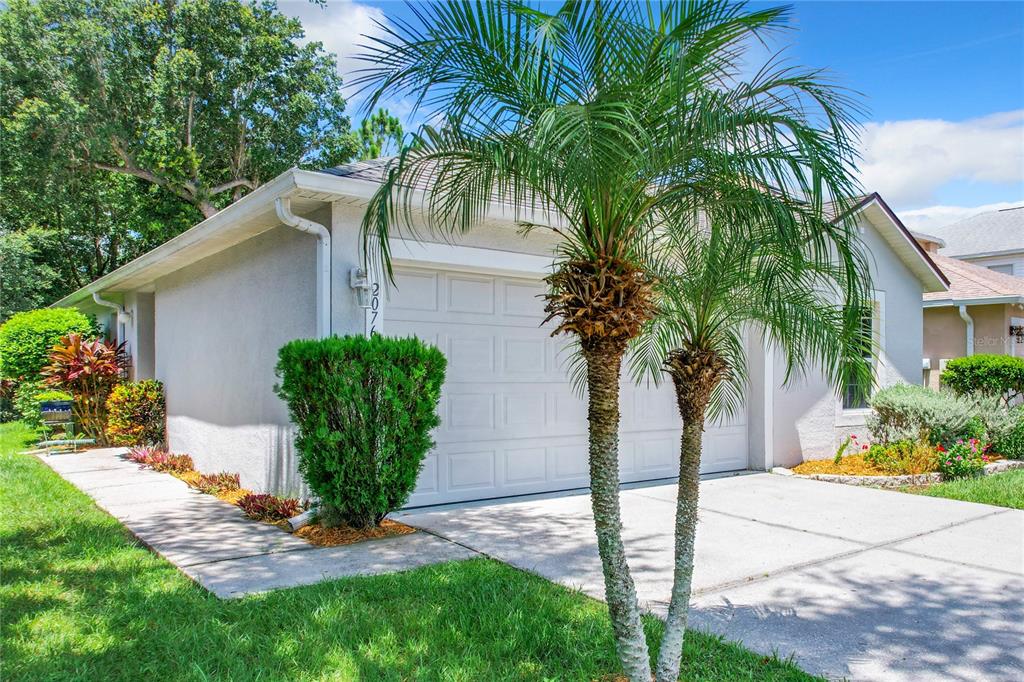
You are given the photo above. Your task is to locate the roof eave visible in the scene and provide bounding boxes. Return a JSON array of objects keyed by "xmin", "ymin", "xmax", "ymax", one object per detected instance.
[
  {"xmin": 947, "ymin": 247, "xmax": 1024, "ymax": 260},
  {"xmin": 923, "ymin": 295, "xmax": 1024, "ymax": 308},
  {"xmin": 851, "ymin": 193, "xmax": 950, "ymax": 293},
  {"xmin": 53, "ymin": 168, "xmax": 307, "ymax": 308}
]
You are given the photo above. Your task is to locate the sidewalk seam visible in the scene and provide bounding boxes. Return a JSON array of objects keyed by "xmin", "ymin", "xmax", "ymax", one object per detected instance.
[{"xmin": 691, "ymin": 508, "xmax": 1009, "ymax": 598}]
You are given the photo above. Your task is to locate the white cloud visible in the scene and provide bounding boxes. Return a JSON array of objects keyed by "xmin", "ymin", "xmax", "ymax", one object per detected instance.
[
  {"xmin": 897, "ymin": 200, "xmax": 1024, "ymax": 233},
  {"xmin": 857, "ymin": 110, "xmax": 1024, "ymax": 206},
  {"xmin": 280, "ymin": 0, "xmax": 391, "ymax": 95}
]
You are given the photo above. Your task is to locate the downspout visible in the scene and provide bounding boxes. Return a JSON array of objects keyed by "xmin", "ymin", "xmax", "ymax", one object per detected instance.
[
  {"xmin": 92, "ymin": 292, "xmax": 132, "ymax": 343},
  {"xmin": 275, "ymin": 196, "xmax": 331, "ymax": 531},
  {"xmin": 958, "ymin": 305, "xmax": 974, "ymax": 356},
  {"xmin": 275, "ymin": 196, "xmax": 331, "ymax": 339}
]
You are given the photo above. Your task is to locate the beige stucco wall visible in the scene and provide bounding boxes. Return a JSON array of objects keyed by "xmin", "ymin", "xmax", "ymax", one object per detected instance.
[
  {"xmin": 154, "ymin": 214, "xmax": 324, "ymax": 494},
  {"xmin": 768, "ymin": 216, "xmax": 927, "ymax": 467},
  {"xmin": 924, "ymin": 303, "xmax": 1020, "ymax": 388}
]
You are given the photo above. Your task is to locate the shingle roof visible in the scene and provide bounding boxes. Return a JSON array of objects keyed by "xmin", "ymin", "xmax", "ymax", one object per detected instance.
[
  {"xmin": 318, "ymin": 158, "xmax": 393, "ymax": 184},
  {"xmin": 924, "ymin": 253, "xmax": 1024, "ymax": 303},
  {"xmin": 927, "ymin": 206, "xmax": 1024, "ymax": 258}
]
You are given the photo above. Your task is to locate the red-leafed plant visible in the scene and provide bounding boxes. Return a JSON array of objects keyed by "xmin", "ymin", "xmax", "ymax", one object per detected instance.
[
  {"xmin": 127, "ymin": 446, "xmax": 163, "ymax": 465},
  {"xmin": 42, "ymin": 333, "xmax": 128, "ymax": 445},
  {"xmin": 193, "ymin": 471, "xmax": 240, "ymax": 495},
  {"xmin": 237, "ymin": 493, "xmax": 301, "ymax": 522},
  {"xmin": 151, "ymin": 453, "xmax": 194, "ymax": 474},
  {"xmin": 126, "ymin": 446, "xmax": 193, "ymax": 474}
]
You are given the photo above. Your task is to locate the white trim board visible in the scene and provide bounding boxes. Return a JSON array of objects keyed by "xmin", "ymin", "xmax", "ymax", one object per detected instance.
[{"xmin": 388, "ymin": 239, "xmax": 556, "ymax": 278}]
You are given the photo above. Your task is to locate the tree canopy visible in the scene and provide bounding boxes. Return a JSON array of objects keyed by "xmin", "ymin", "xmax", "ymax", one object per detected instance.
[{"xmin": 0, "ymin": 0, "xmax": 360, "ymax": 318}]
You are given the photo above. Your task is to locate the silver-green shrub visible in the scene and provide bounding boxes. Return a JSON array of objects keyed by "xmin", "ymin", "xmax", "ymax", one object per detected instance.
[
  {"xmin": 867, "ymin": 384, "xmax": 979, "ymax": 445},
  {"xmin": 990, "ymin": 405, "xmax": 1024, "ymax": 459}
]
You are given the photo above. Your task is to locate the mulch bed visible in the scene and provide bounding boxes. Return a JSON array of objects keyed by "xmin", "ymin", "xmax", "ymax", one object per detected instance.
[
  {"xmin": 294, "ymin": 518, "xmax": 416, "ymax": 547},
  {"xmin": 792, "ymin": 454, "xmax": 888, "ymax": 476}
]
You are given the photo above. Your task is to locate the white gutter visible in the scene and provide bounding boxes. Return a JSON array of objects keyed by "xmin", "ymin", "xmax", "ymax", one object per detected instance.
[
  {"xmin": 92, "ymin": 292, "xmax": 132, "ymax": 347},
  {"xmin": 91, "ymin": 292, "xmax": 132, "ymax": 322},
  {"xmin": 275, "ymin": 196, "xmax": 331, "ymax": 338},
  {"xmin": 924, "ymin": 295, "xmax": 1024, "ymax": 308},
  {"xmin": 958, "ymin": 305, "xmax": 975, "ymax": 356}
]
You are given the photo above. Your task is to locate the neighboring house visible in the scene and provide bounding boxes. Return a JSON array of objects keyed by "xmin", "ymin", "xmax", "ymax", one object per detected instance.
[
  {"xmin": 53, "ymin": 164, "xmax": 947, "ymax": 504},
  {"xmin": 924, "ymin": 206, "xmax": 1024, "ymax": 277},
  {"xmin": 915, "ymin": 233, "xmax": 1024, "ymax": 388}
]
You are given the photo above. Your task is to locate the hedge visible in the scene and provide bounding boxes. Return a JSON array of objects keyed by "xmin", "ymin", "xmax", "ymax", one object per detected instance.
[
  {"xmin": 0, "ymin": 308, "xmax": 97, "ymax": 384},
  {"xmin": 941, "ymin": 354, "xmax": 1024, "ymax": 406},
  {"xmin": 275, "ymin": 335, "xmax": 446, "ymax": 528}
]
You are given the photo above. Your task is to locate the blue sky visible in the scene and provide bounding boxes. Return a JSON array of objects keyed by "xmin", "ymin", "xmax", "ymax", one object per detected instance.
[{"xmin": 281, "ymin": 0, "xmax": 1024, "ymax": 230}]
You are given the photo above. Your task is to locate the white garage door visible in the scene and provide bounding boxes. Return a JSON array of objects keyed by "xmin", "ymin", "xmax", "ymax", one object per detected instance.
[{"xmin": 386, "ymin": 265, "xmax": 748, "ymax": 507}]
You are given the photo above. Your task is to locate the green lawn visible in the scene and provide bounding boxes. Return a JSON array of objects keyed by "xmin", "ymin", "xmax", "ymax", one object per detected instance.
[
  {"xmin": 0, "ymin": 421, "xmax": 815, "ymax": 681},
  {"xmin": 912, "ymin": 469, "xmax": 1024, "ymax": 510}
]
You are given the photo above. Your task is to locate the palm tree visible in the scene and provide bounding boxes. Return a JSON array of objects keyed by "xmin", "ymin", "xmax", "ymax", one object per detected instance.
[
  {"xmin": 355, "ymin": 2, "xmax": 865, "ymax": 678},
  {"xmin": 631, "ymin": 197, "xmax": 873, "ymax": 681}
]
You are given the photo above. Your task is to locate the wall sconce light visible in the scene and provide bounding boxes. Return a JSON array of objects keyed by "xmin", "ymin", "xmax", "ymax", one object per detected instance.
[{"xmin": 349, "ymin": 267, "xmax": 371, "ymax": 309}]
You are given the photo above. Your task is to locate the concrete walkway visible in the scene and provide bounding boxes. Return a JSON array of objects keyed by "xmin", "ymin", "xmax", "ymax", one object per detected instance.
[
  {"xmin": 399, "ymin": 473, "xmax": 1024, "ymax": 682},
  {"xmin": 40, "ymin": 448, "xmax": 475, "ymax": 598}
]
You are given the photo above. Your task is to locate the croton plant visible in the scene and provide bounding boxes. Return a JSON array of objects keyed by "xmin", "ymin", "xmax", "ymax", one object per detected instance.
[{"xmin": 41, "ymin": 333, "xmax": 128, "ymax": 445}]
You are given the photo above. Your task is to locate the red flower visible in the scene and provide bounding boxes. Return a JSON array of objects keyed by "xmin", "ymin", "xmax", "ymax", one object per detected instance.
[{"xmin": 936, "ymin": 444, "xmax": 946, "ymax": 452}]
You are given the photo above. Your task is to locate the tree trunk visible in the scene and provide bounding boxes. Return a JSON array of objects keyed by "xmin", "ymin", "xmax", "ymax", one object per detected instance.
[
  {"xmin": 655, "ymin": 349, "xmax": 726, "ymax": 682},
  {"xmin": 583, "ymin": 344, "xmax": 652, "ymax": 681},
  {"xmin": 654, "ymin": 399, "xmax": 706, "ymax": 682}
]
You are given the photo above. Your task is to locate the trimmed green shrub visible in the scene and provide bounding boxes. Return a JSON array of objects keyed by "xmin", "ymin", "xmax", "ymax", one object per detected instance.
[
  {"xmin": 0, "ymin": 308, "xmax": 97, "ymax": 384},
  {"xmin": 106, "ymin": 380, "xmax": 165, "ymax": 446},
  {"xmin": 275, "ymin": 334, "xmax": 446, "ymax": 528},
  {"xmin": 941, "ymin": 354, "xmax": 1024, "ymax": 406},
  {"xmin": 867, "ymin": 384, "xmax": 979, "ymax": 446},
  {"xmin": 13, "ymin": 379, "xmax": 72, "ymax": 429}
]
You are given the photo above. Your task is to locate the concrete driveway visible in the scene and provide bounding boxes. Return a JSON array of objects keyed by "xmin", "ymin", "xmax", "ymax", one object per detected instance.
[{"xmin": 398, "ymin": 473, "xmax": 1024, "ymax": 682}]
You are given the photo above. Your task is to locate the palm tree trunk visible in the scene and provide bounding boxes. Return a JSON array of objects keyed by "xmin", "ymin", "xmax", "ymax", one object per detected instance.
[
  {"xmin": 583, "ymin": 343, "xmax": 652, "ymax": 682},
  {"xmin": 654, "ymin": 401, "xmax": 706, "ymax": 682},
  {"xmin": 655, "ymin": 350, "xmax": 726, "ymax": 682}
]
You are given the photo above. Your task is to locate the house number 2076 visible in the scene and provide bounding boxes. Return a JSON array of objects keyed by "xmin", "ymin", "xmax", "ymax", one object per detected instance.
[{"xmin": 367, "ymin": 282, "xmax": 381, "ymax": 336}]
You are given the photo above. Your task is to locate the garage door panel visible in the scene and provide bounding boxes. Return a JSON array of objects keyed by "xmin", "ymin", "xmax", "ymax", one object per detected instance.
[
  {"xmin": 447, "ymin": 275, "xmax": 495, "ymax": 314},
  {"xmin": 389, "ymin": 270, "xmax": 440, "ymax": 312},
  {"xmin": 447, "ymin": 450, "xmax": 496, "ymax": 490},
  {"xmin": 392, "ymin": 266, "xmax": 748, "ymax": 506},
  {"xmin": 446, "ymin": 336, "xmax": 497, "ymax": 378},
  {"xmin": 501, "ymin": 393, "xmax": 547, "ymax": 428},
  {"xmin": 502, "ymin": 279, "xmax": 547, "ymax": 314},
  {"xmin": 505, "ymin": 446, "xmax": 547, "ymax": 484}
]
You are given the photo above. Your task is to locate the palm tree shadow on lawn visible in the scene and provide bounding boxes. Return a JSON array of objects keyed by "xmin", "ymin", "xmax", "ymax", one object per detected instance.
[{"xmin": 1, "ymin": 512, "xmax": 816, "ymax": 682}]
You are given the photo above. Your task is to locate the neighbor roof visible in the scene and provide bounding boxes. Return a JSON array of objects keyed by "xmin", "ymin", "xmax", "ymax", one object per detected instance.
[
  {"xmin": 924, "ymin": 253, "xmax": 1024, "ymax": 307},
  {"xmin": 927, "ymin": 206, "xmax": 1024, "ymax": 258}
]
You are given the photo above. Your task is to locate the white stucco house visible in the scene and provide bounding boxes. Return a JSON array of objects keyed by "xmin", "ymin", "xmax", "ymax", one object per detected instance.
[{"xmin": 54, "ymin": 162, "xmax": 948, "ymax": 506}]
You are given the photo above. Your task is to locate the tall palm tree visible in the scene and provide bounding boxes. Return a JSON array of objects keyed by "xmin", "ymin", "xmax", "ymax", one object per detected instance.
[
  {"xmin": 355, "ymin": 2, "xmax": 865, "ymax": 678},
  {"xmin": 631, "ymin": 197, "xmax": 874, "ymax": 681}
]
